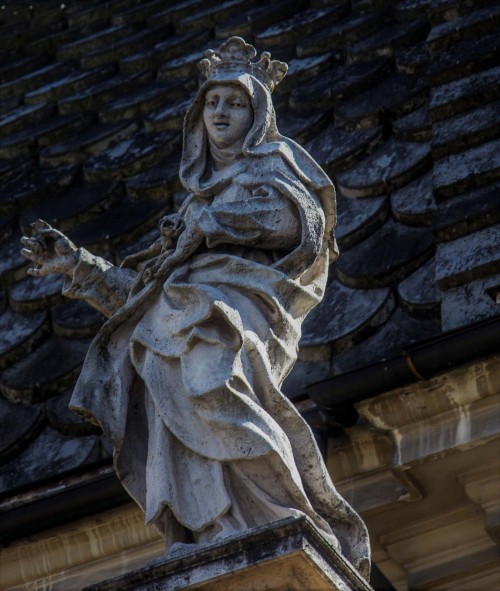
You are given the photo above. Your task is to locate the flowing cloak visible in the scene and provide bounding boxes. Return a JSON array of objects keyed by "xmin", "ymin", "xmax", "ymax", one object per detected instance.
[{"xmin": 67, "ymin": 73, "xmax": 371, "ymax": 579}]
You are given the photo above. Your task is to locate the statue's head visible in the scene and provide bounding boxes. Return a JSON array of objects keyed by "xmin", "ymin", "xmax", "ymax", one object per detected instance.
[
  {"xmin": 181, "ymin": 36, "xmax": 290, "ymax": 183},
  {"xmin": 202, "ymin": 83, "xmax": 253, "ymax": 150},
  {"xmin": 194, "ymin": 37, "xmax": 288, "ymax": 153}
]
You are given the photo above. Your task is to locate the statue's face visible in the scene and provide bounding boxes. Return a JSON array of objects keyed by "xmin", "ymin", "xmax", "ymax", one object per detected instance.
[{"xmin": 203, "ymin": 84, "xmax": 253, "ymax": 149}]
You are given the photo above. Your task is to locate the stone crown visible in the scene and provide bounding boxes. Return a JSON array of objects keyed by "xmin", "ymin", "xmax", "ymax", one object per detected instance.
[{"xmin": 198, "ymin": 36, "xmax": 288, "ymax": 93}]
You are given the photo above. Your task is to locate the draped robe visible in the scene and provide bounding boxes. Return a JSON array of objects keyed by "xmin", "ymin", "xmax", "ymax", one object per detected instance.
[{"xmin": 67, "ymin": 73, "xmax": 371, "ymax": 579}]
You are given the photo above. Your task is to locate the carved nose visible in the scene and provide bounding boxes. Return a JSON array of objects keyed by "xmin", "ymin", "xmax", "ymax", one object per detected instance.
[{"xmin": 215, "ymin": 102, "xmax": 228, "ymax": 117}]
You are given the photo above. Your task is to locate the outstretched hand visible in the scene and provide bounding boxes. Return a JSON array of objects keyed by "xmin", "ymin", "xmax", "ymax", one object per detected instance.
[{"xmin": 20, "ymin": 220, "xmax": 79, "ymax": 278}]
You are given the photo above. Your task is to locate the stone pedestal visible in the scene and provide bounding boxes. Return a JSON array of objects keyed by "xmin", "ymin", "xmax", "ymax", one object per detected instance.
[{"xmin": 84, "ymin": 516, "xmax": 373, "ymax": 591}]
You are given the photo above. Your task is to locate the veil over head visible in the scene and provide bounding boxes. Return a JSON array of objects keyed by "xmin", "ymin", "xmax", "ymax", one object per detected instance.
[{"xmin": 180, "ymin": 72, "xmax": 339, "ymax": 263}]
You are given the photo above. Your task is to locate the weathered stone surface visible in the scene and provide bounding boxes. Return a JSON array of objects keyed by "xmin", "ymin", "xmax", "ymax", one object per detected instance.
[
  {"xmin": 432, "ymin": 182, "xmax": 500, "ymax": 242},
  {"xmin": 256, "ymin": 6, "xmax": 346, "ymax": 49},
  {"xmin": 329, "ymin": 59, "xmax": 391, "ymax": 104},
  {"xmin": 142, "ymin": 0, "xmax": 210, "ymax": 27},
  {"xmin": 125, "ymin": 155, "xmax": 182, "ymax": 200},
  {"xmin": 426, "ymin": 5, "xmax": 500, "ymax": 52},
  {"xmin": 83, "ymin": 130, "xmax": 179, "ymax": 182},
  {"xmin": 397, "ymin": 256, "xmax": 440, "ymax": 318},
  {"xmin": 0, "ymin": 113, "xmax": 94, "ymax": 159},
  {"xmin": 426, "ymin": 32, "xmax": 500, "ymax": 86},
  {"xmin": 0, "ymin": 308, "xmax": 48, "ymax": 368},
  {"xmin": 278, "ymin": 53, "xmax": 335, "ymax": 94},
  {"xmin": 145, "ymin": 97, "xmax": 194, "ymax": 133},
  {"xmin": 84, "ymin": 516, "xmax": 373, "ymax": 591},
  {"xmin": 392, "ymin": 106, "xmax": 431, "ymax": 142},
  {"xmin": 120, "ymin": 31, "xmax": 211, "ymax": 75},
  {"xmin": 395, "ymin": 43, "xmax": 430, "ymax": 74},
  {"xmin": 112, "ymin": 0, "xmax": 167, "ymax": 27},
  {"xmin": 0, "ymin": 54, "xmax": 48, "ymax": 85},
  {"xmin": 57, "ymin": 25, "xmax": 138, "ymax": 61},
  {"xmin": 46, "ymin": 389, "xmax": 102, "ymax": 435},
  {"xmin": 302, "ymin": 280, "xmax": 394, "ymax": 349},
  {"xmin": 0, "ymin": 62, "xmax": 72, "ymax": 99},
  {"xmin": 441, "ymin": 273, "xmax": 500, "ymax": 331},
  {"xmin": 355, "ymin": 355, "xmax": 500, "ymax": 469},
  {"xmin": 67, "ymin": 0, "xmax": 143, "ymax": 28},
  {"xmin": 332, "ymin": 309, "xmax": 441, "ymax": 374},
  {"xmin": 431, "ymin": 99, "xmax": 500, "ymax": 159},
  {"xmin": 52, "ymin": 299, "xmax": 105, "ymax": 339},
  {"xmin": 20, "ymin": 182, "xmax": 120, "ymax": 234},
  {"xmin": 0, "ymin": 164, "xmax": 78, "ymax": 215},
  {"xmin": 0, "ymin": 396, "xmax": 44, "ymax": 463},
  {"xmin": 100, "ymin": 80, "xmax": 194, "ymax": 125},
  {"xmin": 276, "ymin": 110, "xmax": 329, "ymax": 144},
  {"xmin": 0, "ymin": 102, "xmax": 56, "ymax": 137},
  {"xmin": 346, "ymin": 19, "xmax": 429, "ymax": 63},
  {"xmin": 0, "ymin": 157, "xmax": 32, "ymax": 183},
  {"xmin": 436, "ymin": 224, "xmax": 500, "ymax": 290},
  {"xmin": 429, "ymin": 64, "xmax": 500, "ymax": 121},
  {"xmin": 335, "ymin": 73, "xmax": 427, "ymax": 130},
  {"xmin": 433, "ymin": 138, "xmax": 500, "ymax": 200},
  {"xmin": 396, "ymin": 0, "xmax": 461, "ymax": 24},
  {"xmin": 215, "ymin": 0, "xmax": 300, "ymax": 40},
  {"xmin": 305, "ymin": 124, "xmax": 382, "ymax": 176},
  {"xmin": 40, "ymin": 122, "xmax": 138, "ymax": 168},
  {"xmin": 176, "ymin": 0, "xmax": 254, "ymax": 35},
  {"xmin": 157, "ymin": 43, "xmax": 215, "ymax": 81},
  {"xmin": 390, "ymin": 171, "xmax": 435, "ymax": 226},
  {"xmin": 0, "ymin": 233, "xmax": 29, "ymax": 284},
  {"xmin": 67, "ymin": 197, "xmax": 169, "ymax": 250},
  {"xmin": 336, "ymin": 138, "xmax": 430, "ymax": 198},
  {"xmin": 336, "ymin": 218, "xmax": 435, "ymax": 288},
  {"xmin": 24, "ymin": 65, "xmax": 115, "ymax": 104},
  {"xmin": 80, "ymin": 26, "xmax": 168, "ymax": 69},
  {"xmin": 24, "ymin": 23, "xmax": 87, "ymax": 58},
  {"xmin": 297, "ymin": 9, "xmax": 384, "ymax": 57},
  {"xmin": 0, "ymin": 335, "xmax": 91, "ymax": 404},
  {"xmin": 59, "ymin": 71, "xmax": 152, "ymax": 115},
  {"xmin": 8, "ymin": 274, "xmax": 64, "ymax": 312},
  {"xmin": 0, "ymin": 426, "xmax": 103, "ymax": 495},
  {"xmin": 335, "ymin": 194, "xmax": 388, "ymax": 248}
]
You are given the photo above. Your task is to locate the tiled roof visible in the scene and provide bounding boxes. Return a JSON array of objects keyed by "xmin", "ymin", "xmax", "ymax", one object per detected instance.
[{"xmin": 0, "ymin": 0, "xmax": 499, "ymax": 505}]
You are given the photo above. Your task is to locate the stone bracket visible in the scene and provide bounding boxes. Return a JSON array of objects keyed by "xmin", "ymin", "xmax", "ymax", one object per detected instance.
[{"xmin": 84, "ymin": 516, "xmax": 374, "ymax": 591}]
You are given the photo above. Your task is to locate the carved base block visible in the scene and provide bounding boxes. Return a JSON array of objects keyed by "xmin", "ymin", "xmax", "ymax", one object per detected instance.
[{"xmin": 84, "ymin": 516, "xmax": 373, "ymax": 591}]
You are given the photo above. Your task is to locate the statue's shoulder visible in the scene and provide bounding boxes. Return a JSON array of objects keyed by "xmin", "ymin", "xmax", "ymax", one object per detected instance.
[{"xmin": 238, "ymin": 150, "xmax": 301, "ymax": 187}]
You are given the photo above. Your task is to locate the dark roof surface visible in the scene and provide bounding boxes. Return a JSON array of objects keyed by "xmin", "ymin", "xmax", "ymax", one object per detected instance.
[{"xmin": 0, "ymin": 0, "xmax": 499, "ymax": 504}]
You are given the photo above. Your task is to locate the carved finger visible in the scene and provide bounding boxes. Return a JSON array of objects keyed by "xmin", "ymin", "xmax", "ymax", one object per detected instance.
[
  {"xmin": 20, "ymin": 247, "xmax": 42, "ymax": 262},
  {"xmin": 26, "ymin": 266, "xmax": 44, "ymax": 277},
  {"xmin": 21, "ymin": 236, "xmax": 43, "ymax": 249}
]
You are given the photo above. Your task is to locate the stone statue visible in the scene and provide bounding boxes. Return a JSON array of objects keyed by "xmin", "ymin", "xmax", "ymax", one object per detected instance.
[{"xmin": 20, "ymin": 37, "xmax": 370, "ymax": 579}]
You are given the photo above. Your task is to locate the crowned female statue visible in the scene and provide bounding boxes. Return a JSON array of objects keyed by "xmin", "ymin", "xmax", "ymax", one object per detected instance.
[{"xmin": 21, "ymin": 37, "xmax": 370, "ymax": 579}]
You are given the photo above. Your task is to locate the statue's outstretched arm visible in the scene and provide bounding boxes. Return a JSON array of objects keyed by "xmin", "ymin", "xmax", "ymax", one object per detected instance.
[{"xmin": 20, "ymin": 219, "xmax": 137, "ymax": 318}]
